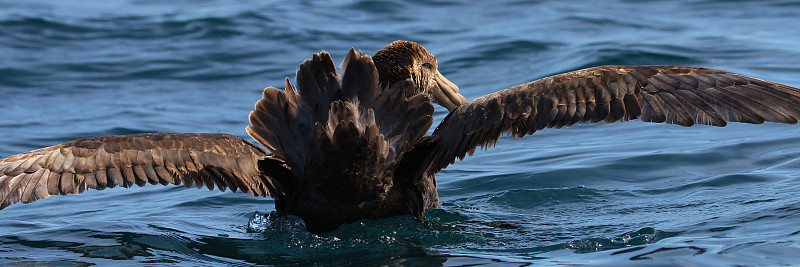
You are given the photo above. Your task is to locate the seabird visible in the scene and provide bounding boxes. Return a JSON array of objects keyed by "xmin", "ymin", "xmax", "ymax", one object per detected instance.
[{"xmin": 2, "ymin": 40, "xmax": 800, "ymax": 233}]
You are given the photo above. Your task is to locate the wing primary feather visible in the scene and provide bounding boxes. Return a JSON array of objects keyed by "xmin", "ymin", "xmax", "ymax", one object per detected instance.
[{"xmin": 427, "ymin": 65, "xmax": 800, "ymax": 174}]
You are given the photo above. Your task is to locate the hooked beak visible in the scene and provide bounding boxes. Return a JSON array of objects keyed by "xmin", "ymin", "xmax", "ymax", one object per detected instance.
[{"xmin": 430, "ymin": 71, "xmax": 466, "ymax": 111}]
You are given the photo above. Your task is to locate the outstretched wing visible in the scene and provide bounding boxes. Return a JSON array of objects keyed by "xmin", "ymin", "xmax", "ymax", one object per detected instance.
[
  {"xmin": 0, "ymin": 133, "xmax": 274, "ymax": 210},
  {"xmin": 427, "ymin": 65, "xmax": 800, "ymax": 173}
]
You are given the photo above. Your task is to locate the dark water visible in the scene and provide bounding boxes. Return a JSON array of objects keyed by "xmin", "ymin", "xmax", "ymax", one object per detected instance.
[{"xmin": 2, "ymin": 0, "xmax": 800, "ymax": 265}]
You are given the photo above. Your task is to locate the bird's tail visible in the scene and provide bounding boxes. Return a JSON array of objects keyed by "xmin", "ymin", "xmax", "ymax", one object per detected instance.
[{"xmin": 246, "ymin": 49, "xmax": 434, "ymax": 182}]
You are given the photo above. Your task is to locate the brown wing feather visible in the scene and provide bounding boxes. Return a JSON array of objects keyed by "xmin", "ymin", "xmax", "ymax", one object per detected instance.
[
  {"xmin": 0, "ymin": 133, "xmax": 272, "ymax": 210},
  {"xmin": 427, "ymin": 65, "xmax": 800, "ymax": 173}
]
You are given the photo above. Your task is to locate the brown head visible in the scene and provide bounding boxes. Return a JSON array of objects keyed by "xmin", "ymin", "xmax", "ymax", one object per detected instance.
[{"xmin": 372, "ymin": 40, "xmax": 466, "ymax": 111}]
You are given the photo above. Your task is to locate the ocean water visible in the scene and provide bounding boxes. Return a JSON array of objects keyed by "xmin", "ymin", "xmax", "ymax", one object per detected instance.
[{"xmin": 2, "ymin": 0, "xmax": 800, "ymax": 265}]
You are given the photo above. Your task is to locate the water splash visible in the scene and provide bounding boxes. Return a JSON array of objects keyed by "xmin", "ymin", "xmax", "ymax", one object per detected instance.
[{"xmin": 246, "ymin": 211, "xmax": 307, "ymax": 234}]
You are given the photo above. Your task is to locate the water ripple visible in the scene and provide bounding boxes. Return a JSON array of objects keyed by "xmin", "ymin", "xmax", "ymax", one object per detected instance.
[{"xmin": 2, "ymin": 0, "xmax": 800, "ymax": 265}]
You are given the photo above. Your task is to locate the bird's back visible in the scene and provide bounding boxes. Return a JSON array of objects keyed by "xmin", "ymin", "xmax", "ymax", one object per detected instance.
[{"xmin": 246, "ymin": 49, "xmax": 434, "ymax": 232}]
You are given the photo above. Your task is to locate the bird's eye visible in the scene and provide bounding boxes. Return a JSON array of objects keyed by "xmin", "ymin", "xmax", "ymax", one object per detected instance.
[{"xmin": 421, "ymin": 62, "xmax": 432, "ymax": 69}]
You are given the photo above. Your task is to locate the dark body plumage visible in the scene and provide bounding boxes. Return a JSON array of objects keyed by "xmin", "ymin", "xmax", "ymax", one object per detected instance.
[
  {"xmin": 246, "ymin": 50, "xmax": 437, "ymax": 232},
  {"xmin": 2, "ymin": 41, "xmax": 800, "ymax": 233}
]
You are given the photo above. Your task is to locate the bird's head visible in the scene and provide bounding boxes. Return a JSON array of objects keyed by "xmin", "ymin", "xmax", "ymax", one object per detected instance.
[{"xmin": 373, "ymin": 40, "xmax": 466, "ymax": 111}]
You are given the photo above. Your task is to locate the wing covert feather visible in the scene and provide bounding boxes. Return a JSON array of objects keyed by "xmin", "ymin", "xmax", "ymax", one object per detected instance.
[
  {"xmin": 427, "ymin": 65, "xmax": 800, "ymax": 173},
  {"xmin": 0, "ymin": 133, "xmax": 273, "ymax": 210}
]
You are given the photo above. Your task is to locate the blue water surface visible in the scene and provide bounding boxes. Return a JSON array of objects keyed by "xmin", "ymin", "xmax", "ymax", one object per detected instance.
[{"xmin": 2, "ymin": 0, "xmax": 800, "ymax": 265}]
